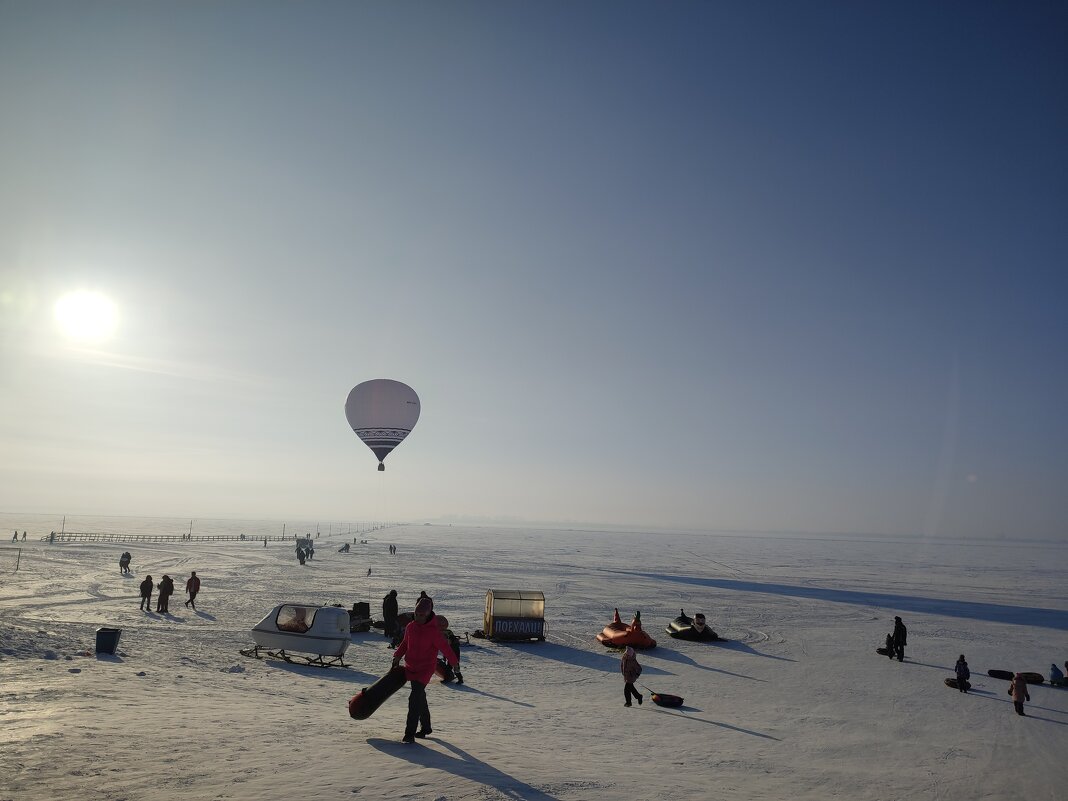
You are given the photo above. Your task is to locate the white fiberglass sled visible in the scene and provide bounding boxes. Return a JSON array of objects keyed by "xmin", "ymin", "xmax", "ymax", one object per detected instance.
[{"xmin": 240, "ymin": 604, "xmax": 351, "ymax": 667}]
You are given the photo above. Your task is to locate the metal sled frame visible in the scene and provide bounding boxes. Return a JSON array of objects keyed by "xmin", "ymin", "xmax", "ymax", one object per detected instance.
[{"xmin": 240, "ymin": 644, "xmax": 348, "ymax": 668}]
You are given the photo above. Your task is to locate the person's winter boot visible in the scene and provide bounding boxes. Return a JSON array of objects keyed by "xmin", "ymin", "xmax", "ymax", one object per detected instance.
[
  {"xmin": 637, "ymin": 694, "xmax": 643, "ymax": 705},
  {"xmin": 402, "ymin": 733, "xmax": 415, "ymax": 743},
  {"xmin": 415, "ymin": 728, "xmax": 432, "ymax": 738},
  {"xmin": 455, "ymin": 671, "xmax": 464, "ymax": 685}
]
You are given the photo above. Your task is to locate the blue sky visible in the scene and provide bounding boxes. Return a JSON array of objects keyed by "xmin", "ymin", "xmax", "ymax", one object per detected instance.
[{"xmin": 1, "ymin": 2, "xmax": 1065, "ymax": 538}]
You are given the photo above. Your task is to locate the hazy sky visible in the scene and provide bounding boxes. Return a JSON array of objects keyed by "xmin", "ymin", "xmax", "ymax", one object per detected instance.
[{"xmin": 1, "ymin": 2, "xmax": 1066, "ymax": 538}]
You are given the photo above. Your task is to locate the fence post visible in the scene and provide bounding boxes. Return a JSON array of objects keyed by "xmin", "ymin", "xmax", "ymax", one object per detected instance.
[{"xmin": 15, "ymin": 548, "xmax": 20, "ymax": 571}]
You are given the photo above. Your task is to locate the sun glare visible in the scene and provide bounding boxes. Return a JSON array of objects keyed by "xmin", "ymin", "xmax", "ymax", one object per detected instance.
[{"xmin": 54, "ymin": 290, "xmax": 119, "ymax": 344}]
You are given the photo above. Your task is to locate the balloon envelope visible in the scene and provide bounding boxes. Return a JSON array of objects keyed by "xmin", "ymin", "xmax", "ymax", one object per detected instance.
[{"xmin": 344, "ymin": 379, "xmax": 420, "ymax": 470}]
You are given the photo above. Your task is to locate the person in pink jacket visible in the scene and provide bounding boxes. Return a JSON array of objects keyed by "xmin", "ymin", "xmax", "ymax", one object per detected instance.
[
  {"xmin": 392, "ymin": 596, "xmax": 459, "ymax": 742},
  {"xmin": 1009, "ymin": 673, "xmax": 1031, "ymax": 716},
  {"xmin": 621, "ymin": 646, "xmax": 643, "ymax": 707}
]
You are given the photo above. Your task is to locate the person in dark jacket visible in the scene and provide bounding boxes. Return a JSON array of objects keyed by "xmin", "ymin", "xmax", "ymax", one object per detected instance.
[
  {"xmin": 156, "ymin": 575, "xmax": 174, "ymax": 613},
  {"xmin": 382, "ymin": 589, "xmax": 399, "ymax": 639},
  {"xmin": 185, "ymin": 571, "xmax": 200, "ymax": 609},
  {"xmin": 954, "ymin": 655, "xmax": 970, "ymax": 692},
  {"xmin": 445, "ymin": 629, "xmax": 464, "ymax": 684},
  {"xmin": 139, "ymin": 576, "xmax": 154, "ymax": 611},
  {"xmin": 891, "ymin": 616, "xmax": 907, "ymax": 662},
  {"xmin": 392, "ymin": 597, "xmax": 458, "ymax": 743},
  {"xmin": 118, "ymin": 552, "xmax": 131, "ymax": 574},
  {"xmin": 296, "ymin": 547, "xmax": 306, "ymax": 565},
  {"xmin": 621, "ymin": 645, "xmax": 644, "ymax": 706}
]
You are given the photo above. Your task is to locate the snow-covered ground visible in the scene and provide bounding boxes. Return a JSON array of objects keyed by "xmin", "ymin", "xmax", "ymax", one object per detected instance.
[{"xmin": 1, "ymin": 517, "xmax": 1066, "ymax": 801}]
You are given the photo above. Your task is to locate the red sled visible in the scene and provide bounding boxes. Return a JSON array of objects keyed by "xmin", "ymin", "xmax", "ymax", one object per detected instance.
[{"xmin": 348, "ymin": 665, "xmax": 407, "ymax": 720}]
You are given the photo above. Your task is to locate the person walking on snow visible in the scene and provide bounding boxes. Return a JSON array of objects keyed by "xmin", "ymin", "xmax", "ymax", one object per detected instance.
[
  {"xmin": 954, "ymin": 655, "xmax": 970, "ymax": 692},
  {"xmin": 1009, "ymin": 672, "xmax": 1030, "ymax": 716},
  {"xmin": 891, "ymin": 616, "xmax": 907, "ymax": 662},
  {"xmin": 621, "ymin": 645, "xmax": 644, "ymax": 706},
  {"xmin": 391, "ymin": 596, "xmax": 459, "ymax": 743},
  {"xmin": 185, "ymin": 571, "xmax": 200, "ymax": 609},
  {"xmin": 139, "ymin": 575, "xmax": 154, "ymax": 611}
]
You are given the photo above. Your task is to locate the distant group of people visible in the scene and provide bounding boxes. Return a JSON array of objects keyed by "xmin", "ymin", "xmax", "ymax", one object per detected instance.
[
  {"xmin": 388, "ymin": 544, "xmax": 397, "ymax": 555},
  {"xmin": 885, "ymin": 616, "xmax": 1064, "ymax": 717},
  {"xmin": 295, "ymin": 544, "xmax": 314, "ymax": 564},
  {"xmin": 137, "ymin": 570, "xmax": 201, "ymax": 613},
  {"xmin": 118, "ymin": 552, "xmax": 132, "ymax": 574},
  {"xmin": 11, "ymin": 530, "xmax": 26, "ymax": 541}
]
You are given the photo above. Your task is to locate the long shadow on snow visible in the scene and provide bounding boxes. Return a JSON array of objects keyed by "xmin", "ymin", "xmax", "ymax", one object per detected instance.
[
  {"xmin": 647, "ymin": 646, "xmax": 767, "ymax": 681},
  {"xmin": 651, "ymin": 708, "xmax": 781, "ymax": 740},
  {"xmin": 497, "ymin": 641, "xmax": 670, "ymax": 676},
  {"xmin": 368, "ymin": 737, "xmax": 559, "ymax": 801},
  {"xmin": 715, "ymin": 639, "xmax": 796, "ymax": 663},
  {"xmin": 249, "ymin": 657, "xmax": 379, "ymax": 685},
  {"xmin": 441, "ymin": 683, "xmax": 534, "ymax": 708},
  {"xmin": 960, "ymin": 691, "xmax": 1068, "ymax": 724},
  {"xmin": 609, "ymin": 571, "xmax": 1068, "ymax": 631}
]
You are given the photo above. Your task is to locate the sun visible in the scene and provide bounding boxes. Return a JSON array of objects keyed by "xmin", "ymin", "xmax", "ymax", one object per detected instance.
[{"xmin": 54, "ymin": 290, "xmax": 119, "ymax": 344}]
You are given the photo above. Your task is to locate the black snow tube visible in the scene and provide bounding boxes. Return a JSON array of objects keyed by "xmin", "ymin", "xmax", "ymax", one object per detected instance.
[{"xmin": 651, "ymin": 693, "xmax": 684, "ymax": 708}]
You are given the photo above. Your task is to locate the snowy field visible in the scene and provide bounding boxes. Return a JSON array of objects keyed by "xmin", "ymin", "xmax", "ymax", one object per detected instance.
[{"xmin": 1, "ymin": 515, "xmax": 1066, "ymax": 801}]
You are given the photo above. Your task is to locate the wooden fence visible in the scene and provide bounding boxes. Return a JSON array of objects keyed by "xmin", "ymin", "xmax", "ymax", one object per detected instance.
[{"xmin": 40, "ymin": 533, "xmax": 297, "ymax": 544}]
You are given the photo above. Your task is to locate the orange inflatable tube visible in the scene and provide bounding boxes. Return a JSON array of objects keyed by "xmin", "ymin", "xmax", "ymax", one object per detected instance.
[{"xmin": 596, "ymin": 609, "xmax": 656, "ymax": 649}]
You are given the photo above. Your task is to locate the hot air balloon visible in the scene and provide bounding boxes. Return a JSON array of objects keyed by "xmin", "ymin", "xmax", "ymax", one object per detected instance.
[{"xmin": 344, "ymin": 379, "xmax": 420, "ymax": 471}]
